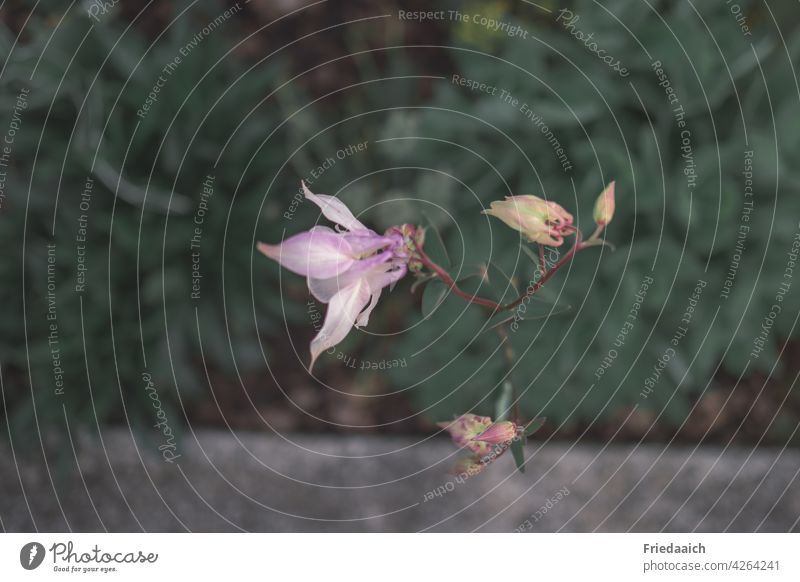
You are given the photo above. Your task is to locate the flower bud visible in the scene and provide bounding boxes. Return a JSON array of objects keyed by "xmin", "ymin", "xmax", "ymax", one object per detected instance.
[
  {"xmin": 593, "ymin": 181, "xmax": 616, "ymax": 226},
  {"xmin": 438, "ymin": 414, "xmax": 523, "ymax": 475},
  {"xmin": 483, "ymin": 195, "xmax": 573, "ymax": 246},
  {"xmin": 388, "ymin": 224, "xmax": 425, "ymax": 273}
]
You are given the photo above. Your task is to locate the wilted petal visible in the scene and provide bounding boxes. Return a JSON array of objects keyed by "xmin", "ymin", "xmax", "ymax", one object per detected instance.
[
  {"xmin": 309, "ymin": 278, "xmax": 371, "ymax": 369},
  {"xmin": 473, "ymin": 421, "xmax": 519, "ymax": 445},
  {"xmin": 437, "ymin": 414, "xmax": 492, "ymax": 447},
  {"xmin": 302, "ymin": 181, "xmax": 366, "ymax": 232},
  {"xmin": 257, "ymin": 227, "xmax": 354, "ymax": 279}
]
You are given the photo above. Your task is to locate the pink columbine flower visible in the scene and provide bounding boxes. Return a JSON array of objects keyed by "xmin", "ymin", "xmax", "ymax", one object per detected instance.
[
  {"xmin": 482, "ymin": 195, "xmax": 574, "ymax": 246},
  {"xmin": 438, "ymin": 414, "xmax": 522, "ymax": 475},
  {"xmin": 258, "ymin": 182, "xmax": 413, "ymax": 369}
]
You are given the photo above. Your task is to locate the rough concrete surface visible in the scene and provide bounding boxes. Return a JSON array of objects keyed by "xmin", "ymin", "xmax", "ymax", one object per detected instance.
[{"xmin": 1, "ymin": 430, "xmax": 798, "ymax": 532}]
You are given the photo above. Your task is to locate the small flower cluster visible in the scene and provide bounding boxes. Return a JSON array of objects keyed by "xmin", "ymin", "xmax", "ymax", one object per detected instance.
[{"xmin": 437, "ymin": 414, "xmax": 522, "ymax": 475}]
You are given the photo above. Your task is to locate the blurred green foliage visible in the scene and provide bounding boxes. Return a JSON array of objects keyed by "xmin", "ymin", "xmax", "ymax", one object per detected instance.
[
  {"xmin": 1, "ymin": 0, "xmax": 799, "ymax": 440},
  {"xmin": 0, "ymin": 0, "xmax": 301, "ymax": 440}
]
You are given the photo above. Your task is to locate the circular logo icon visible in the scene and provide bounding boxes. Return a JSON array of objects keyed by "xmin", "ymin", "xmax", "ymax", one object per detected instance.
[{"xmin": 20, "ymin": 542, "xmax": 46, "ymax": 570}]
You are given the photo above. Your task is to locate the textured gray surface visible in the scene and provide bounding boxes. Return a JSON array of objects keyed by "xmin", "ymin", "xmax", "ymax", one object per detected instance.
[{"xmin": 1, "ymin": 430, "xmax": 798, "ymax": 532}]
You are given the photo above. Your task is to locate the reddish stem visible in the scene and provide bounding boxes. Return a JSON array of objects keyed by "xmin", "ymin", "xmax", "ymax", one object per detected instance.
[
  {"xmin": 414, "ymin": 231, "xmax": 587, "ymax": 313},
  {"xmin": 501, "ymin": 231, "xmax": 583, "ymax": 311},
  {"xmin": 414, "ymin": 245, "xmax": 502, "ymax": 310}
]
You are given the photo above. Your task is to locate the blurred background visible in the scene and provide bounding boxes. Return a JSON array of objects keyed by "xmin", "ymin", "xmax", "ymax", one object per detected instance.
[{"xmin": 1, "ymin": 0, "xmax": 800, "ymax": 531}]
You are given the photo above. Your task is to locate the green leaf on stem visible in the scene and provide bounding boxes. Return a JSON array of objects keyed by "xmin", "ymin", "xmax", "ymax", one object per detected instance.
[
  {"xmin": 524, "ymin": 417, "xmax": 546, "ymax": 437},
  {"xmin": 510, "ymin": 438, "xmax": 526, "ymax": 473},
  {"xmin": 482, "ymin": 305, "xmax": 573, "ymax": 335},
  {"xmin": 494, "ymin": 380, "xmax": 514, "ymax": 422},
  {"xmin": 455, "ymin": 263, "xmax": 491, "ymax": 286},
  {"xmin": 421, "ymin": 211, "xmax": 451, "ymax": 267},
  {"xmin": 581, "ymin": 238, "xmax": 616, "ymax": 251},
  {"xmin": 410, "ymin": 272, "xmax": 437, "ymax": 294},
  {"xmin": 520, "ymin": 243, "xmax": 545, "ymax": 274}
]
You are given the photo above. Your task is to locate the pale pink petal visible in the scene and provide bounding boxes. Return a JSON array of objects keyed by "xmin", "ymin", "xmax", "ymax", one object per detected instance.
[
  {"xmin": 302, "ymin": 181, "xmax": 367, "ymax": 232},
  {"xmin": 257, "ymin": 227, "xmax": 353, "ymax": 279},
  {"xmin": 309, "ymin": 278, "xmax": 371, "ymax": 370},
  {"xmin": 472, "ymin": 421, "xmax": 518, "ymax": 445},
  {"xmin": 355, "ymin": 289, "xmax": 380, "ymax": 328},
  {"xmin": 354, "ymin": 263, "xmax": 407, "ymax": 328},
  {"xmin": 307, "ymin": 250, "xmax": 395, "ymax": 303}
]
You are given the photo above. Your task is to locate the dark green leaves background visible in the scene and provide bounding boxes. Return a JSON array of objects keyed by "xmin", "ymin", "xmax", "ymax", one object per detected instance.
[{"xmin": 1, "ymin": 0, "xmax": 798, "ymax": 443}]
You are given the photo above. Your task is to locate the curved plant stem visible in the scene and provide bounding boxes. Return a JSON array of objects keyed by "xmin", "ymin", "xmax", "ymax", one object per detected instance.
[
  {"xmin": 413, "ymin": 244, "xmax": 503, "ymax": 310},
  {"xmin": 500, "ymin": 231, "xmax": 583, "ymax": 312},
  {"xmin": 414, "ymin": 231, "xmax": 589, "ymax": 313}
]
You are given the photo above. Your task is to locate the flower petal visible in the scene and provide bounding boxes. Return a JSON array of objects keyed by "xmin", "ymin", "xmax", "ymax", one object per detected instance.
[
  {"xmin": 354, "ymin": 264, "xmax": 407, "ymax": 327},
  {"xmin": 302, "ymin": 181, "xmax": 367, "ymax": 232},
  {"xmin": 257, "ymin": 227, "xmax": 354, "ymax": 279},
  {"xmin": 307, "ymin": 250, "xmax": 394, "ymax": 303},
  {"xmin": 309, "ymin": 278, "xmax": 371, "ymax": 370},
  {"xmin": 483, "ymin": 195, "xmax": 572, "ymax": 246},
  {"xmin": 342, "ymin": 231, "xmax": 396, "ymax": 257},
  {"xmin": 355, "ymin": 289, "xmax": 381, "ymax": 328},
  {"xmin": 437, "ymin": 414, "xmax": 493, "ymax": 448},
  {"xmin": 473, "ymin": 421, "xmax": 519, "ymax": 445}
]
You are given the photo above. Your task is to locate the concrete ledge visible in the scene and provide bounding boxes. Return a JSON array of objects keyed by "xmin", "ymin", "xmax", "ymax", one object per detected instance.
[{"xmin": 1, "ymin": 430, "xmax": 798, "ymax": 532}]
